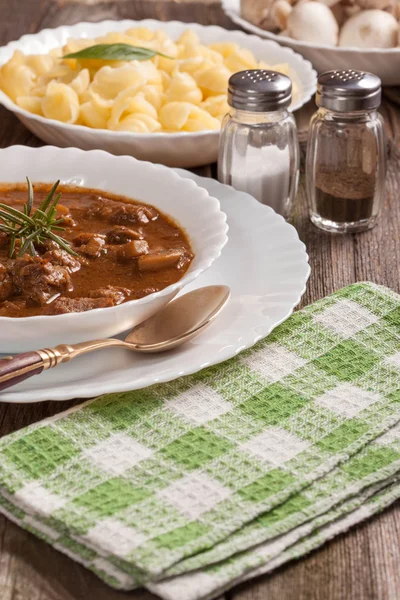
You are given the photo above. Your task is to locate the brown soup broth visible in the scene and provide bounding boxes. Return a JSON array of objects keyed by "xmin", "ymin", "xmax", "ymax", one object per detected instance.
[{"xmin": 0, "ymin": 184, "xmax": 193, "ymax": 317}]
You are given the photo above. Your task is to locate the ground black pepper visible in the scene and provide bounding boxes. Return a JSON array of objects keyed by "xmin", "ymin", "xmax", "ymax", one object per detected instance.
[{"xmin": 314, "ymin": 167, "xmax": 376, "ymax": 224}]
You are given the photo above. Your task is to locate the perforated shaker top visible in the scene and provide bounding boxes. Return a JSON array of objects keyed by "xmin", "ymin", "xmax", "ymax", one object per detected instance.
[
  {"xmin": 317, "ymin": 69, "xmax": 382, "ymax": 112},
  {"xmin": 228, "ymin": 69, "xmax": 292, "ymax": 112}
]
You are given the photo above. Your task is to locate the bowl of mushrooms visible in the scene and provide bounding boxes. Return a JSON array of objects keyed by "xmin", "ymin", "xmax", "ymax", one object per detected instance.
[{"xmin": 223, "ymin": 0, "xmax": 400, "ymax": 85}]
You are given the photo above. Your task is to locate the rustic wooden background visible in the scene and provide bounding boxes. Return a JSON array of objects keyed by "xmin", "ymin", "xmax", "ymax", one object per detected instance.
[{"xmin": 1, "ymin": 1, "xmax": 400, "ymax": 599}]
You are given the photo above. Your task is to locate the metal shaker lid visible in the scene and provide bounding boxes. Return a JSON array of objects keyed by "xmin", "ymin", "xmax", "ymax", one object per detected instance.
[
  {"xmin": 316, "ymin": 70, "xmax": 382, "ymax": 112},
  {"xmin": 228, "ymin": 69, "xmax": 292, "ymax": 112}
]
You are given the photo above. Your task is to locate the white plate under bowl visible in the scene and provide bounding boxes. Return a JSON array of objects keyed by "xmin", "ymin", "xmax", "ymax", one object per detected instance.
[
  {"xmin": 222, "ymin": 0, "xmax": 400, "ymax": 86},
  {"xmin": 0, "ymin": 19, "xmax": 317, "ymax": 168},
  {"xmin": 0, "ymin": 172, "xmax": 310, "ymax": 403},
  {"xmin": 0, "ymin": 146, "xmax": 227, "ymax": 353}
]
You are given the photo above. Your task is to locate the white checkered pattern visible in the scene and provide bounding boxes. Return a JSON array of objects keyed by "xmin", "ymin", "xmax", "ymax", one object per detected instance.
[
  {"xmin": 386, "ymin": 352, "xmax": 400, "ymax": 370},
  {"xmin": 166, "ymin": 384, "xmax": 231, "ymax": 425},
  {"xmin": 15, "ymin": 482, "xmax": 66, "ymax": 516},
  {"xmin": 315, "ymin": 383, "xmax": 381, "ymax": 418},
  {"xmin": 85, "ymin": 518, "xmax": 147, "ymax": 557},
  {"xmin": 158, "ymin": 472, "xmax": 231, "ymax": 519},
  {"xmin": 242, "ymin": 428, "xmax": 310, "ymax": 466},
  {"xmin": 313, "ymin": 299, "xmax": 378, "ymax": 338},
  {"xmin": 241, "ymin": 343, "xmax": 306, "ymax": 383},
  {"xmin": 375, "ymin": 422, "xmax": 400, "ymax": 446},
  {"xmin": 83, "ymin": 433, "xmax": 153, "ymax": 475},
  {"xmin": 150, "ymin": 570, "xmax": 218, "ymax": 600}
]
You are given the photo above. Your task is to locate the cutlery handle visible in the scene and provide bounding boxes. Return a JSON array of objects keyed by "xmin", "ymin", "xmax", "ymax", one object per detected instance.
[
  {"xmin": 0, "ymin": 338, "xmax": 127, "ymax": 393},
  {"xmin": 0, "ymin": 352, "xmax": 44, "ymax": 392}
]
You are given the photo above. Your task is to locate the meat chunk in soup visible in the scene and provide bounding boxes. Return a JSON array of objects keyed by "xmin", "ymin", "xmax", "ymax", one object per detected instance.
[
  {"xmin": 130, "ymin": 286, "xmax": 160, "ymax": 299},
  {"xmin": 88, "ymin": 285, "xmax": 129, "ymax": 305},
  {"xmin": 49, "ymin": 296, "xmax": 114, "ymax": 314},
  {"xmin": 0, "ymin": 263, "xmax": 12, "ymax": 302},
  {"xmin": 86, "ymin": 198, "xmax": 114, "ymax": 221},
  {"xmin": 73, "ymin": 233, "xmax": 106, "ymax": 257},
  {"xmin": 110, "ymin": 204, "xmax": 158, "ymax": 226},
  {"xmin": 11, "ymin": 255, "xmax": 72, "ymax": 305},
  {"xmin": 86, "ymin": 199, "xmax": 157, "ymax": 225},
  {"xmin": 42, "ymin": 249, "xmax": 82, "ymax": 273},
  {"xmin": 0, "ymin": 232, "xmax": 8, "ymax": 248}
]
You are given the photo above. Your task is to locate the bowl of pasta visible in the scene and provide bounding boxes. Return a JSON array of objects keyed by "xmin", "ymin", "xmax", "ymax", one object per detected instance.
[{"xmin": 0, "ymin": 19, "xmax": 316, "ymax": 167}]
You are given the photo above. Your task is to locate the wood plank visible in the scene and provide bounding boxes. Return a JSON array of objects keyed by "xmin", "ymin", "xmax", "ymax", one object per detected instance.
[{"xmin": 37, "ymin": 0, "xmax": 234, "ymax": 30}]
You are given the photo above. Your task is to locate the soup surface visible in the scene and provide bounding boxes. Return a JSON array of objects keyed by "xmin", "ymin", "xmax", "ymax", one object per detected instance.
[{"xmin": 0, "ymin": 184, "xmax": 193, "ymax": 317}]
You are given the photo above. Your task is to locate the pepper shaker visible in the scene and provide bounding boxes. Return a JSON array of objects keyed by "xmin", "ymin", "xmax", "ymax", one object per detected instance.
[
  {"xmin": 306, "ymin": 70, "xmax": 386, "ymax": 233},
  {"xmin": 218, "ymin": 69, "xmax": 299, "ymax": 219}
]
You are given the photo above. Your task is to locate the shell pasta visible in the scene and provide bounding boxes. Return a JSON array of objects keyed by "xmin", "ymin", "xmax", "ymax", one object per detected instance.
[{"xmin": 0, "ymin": 27, "xmax": 298, "ymax": 133}]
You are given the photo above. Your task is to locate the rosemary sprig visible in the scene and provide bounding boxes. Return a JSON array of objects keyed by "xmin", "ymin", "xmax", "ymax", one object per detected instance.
[{"xmin": 0, "ymin": 178, "xmax": 78, "ymax": 258}]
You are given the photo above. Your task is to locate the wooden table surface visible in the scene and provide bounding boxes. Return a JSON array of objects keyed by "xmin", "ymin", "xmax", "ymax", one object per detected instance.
[{"xmin": 1, "ymin": 1, "xmax": 400, "ymax": 599}]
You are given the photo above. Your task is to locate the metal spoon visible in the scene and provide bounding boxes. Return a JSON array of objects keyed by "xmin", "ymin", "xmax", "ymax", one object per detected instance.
[{"xmin": 0, "ymin": 285, "xmax": 230, "ymax": 393}]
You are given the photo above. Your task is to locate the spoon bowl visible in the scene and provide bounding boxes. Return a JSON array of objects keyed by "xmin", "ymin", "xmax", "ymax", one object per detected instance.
[{"xmin": 125, "ymin": 285, "xmax": 230, "ymax": 352}]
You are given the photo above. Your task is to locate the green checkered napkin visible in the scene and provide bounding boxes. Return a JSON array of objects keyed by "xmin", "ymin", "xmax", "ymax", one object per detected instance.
[
  {"xmin": 2, "ymin": 422, "xmax": 400, "ymax": 600},
  {"xmin": 2, "ymin": 282, "xmax": 400, "ymax": 597}
]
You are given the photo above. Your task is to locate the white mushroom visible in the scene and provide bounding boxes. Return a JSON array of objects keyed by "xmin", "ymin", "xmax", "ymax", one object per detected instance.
[
  {"xmin": 286, "ymin": 2, "xmax": 339, "ymax": 45},
  {"xmin": 339, "ymin": 9, "xmax": 398, "ymax": 48},
  {"xmin": 270, "ymin": 0, "xmax": 293, "ymax": 29}
]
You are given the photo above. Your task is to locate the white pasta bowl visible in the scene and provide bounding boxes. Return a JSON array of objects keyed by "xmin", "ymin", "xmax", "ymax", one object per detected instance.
[
  {"xmin": 0, "ymin": 145, "xmax": 228, "ymax": 353},
  {"xmin": 222, "ymin": 0, "xmax": 400, "ymax": 86},
  {"xmin": 0, "ymin": 19, "xmax": 316, "ymax": 168}
]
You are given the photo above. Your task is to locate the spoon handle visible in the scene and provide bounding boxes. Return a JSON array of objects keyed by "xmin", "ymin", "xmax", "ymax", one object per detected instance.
[
  {"xmin": 0, "ymin": 338, "xmax": 128, "ymax": 393},
  {"xmin": 0, "ymin": 352, "xmax": 45, "ymax": 392}
]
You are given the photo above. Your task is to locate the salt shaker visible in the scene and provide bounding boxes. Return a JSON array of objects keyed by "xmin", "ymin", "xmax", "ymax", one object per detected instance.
[
  {"xmin": 218, "ymin": 70, "xmax": 299, "ymax": 219},
  {"xmin": 306, "ymin": 70, "xmax": 386, "ymax": 233}
]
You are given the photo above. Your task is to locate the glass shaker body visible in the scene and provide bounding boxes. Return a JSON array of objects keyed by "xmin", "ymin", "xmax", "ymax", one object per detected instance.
[
  {"xmin": 219, "ymin": 108, "xmax": 299, "ymax": 219},
  {"xmin": 306, "ymin": 71, "xmax": 386, "ymax": 233}
]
